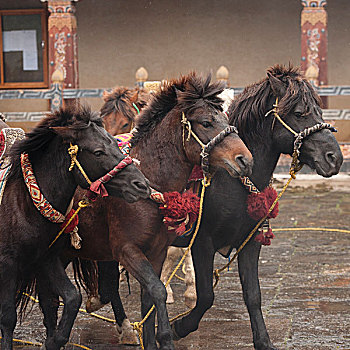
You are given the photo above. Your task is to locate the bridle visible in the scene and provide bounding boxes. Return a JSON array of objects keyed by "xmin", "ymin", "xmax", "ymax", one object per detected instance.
[
  {"xmin": 67, "ymin": 143, "xmax": 133, "ymax": 199},
  {"xmin": 265, "ymin": 98, "xmax": 336, "ymax": 177},
  {"xmin": 181, "ymin": 112, "xmax": 238, "ymax": 185}
]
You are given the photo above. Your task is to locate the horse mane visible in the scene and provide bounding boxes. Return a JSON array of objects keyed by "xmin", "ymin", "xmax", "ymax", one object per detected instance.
[
  {"xmin": 131, "ymin": 73, "xmax": 225, "ymax": 146},
  {"xmin": 100, "ymin": 87, "xmax": 137, "ymax": 122},
  {"xmin": 9, "ymin": 105, "xmax": 102, "ymax": 178},
  {"xmin": 228, "ymin": 64, "xmax": 322, "ymax": 143}
]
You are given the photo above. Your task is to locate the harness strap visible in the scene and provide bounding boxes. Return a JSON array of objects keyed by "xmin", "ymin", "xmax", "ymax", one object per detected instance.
[{"xmin": 181, "ymin": 112, "xmax": 238, "ymax": 184}]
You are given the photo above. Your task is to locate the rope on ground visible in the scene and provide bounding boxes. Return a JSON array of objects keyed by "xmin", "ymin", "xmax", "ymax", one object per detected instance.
[{"xmin": 0, "ymin": 336, "xmax": 93, "ymax": 350}]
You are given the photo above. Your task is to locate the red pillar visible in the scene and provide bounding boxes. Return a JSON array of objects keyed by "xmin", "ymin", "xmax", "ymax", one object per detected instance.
[
  {"xmin": 47, "ymin": 0, "xmax": 79, "ymax": 89},
  {"xmin": 301, "ymin": 0, "xmax": 328, "ymax": 107}
]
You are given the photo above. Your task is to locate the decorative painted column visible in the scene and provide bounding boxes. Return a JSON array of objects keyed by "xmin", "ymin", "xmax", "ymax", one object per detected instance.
[
  {"xmin": 42, "ymin": 0, "xmax": 79, "ymax": 90},
  {"xmin": 301, "ymin": 0, "xmax": 328, "ymax": 107}
]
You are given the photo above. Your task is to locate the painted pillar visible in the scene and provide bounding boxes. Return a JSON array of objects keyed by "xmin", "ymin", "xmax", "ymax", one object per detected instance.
[
  {"xmin": 45, "ymin": 0, "xmax": 79, "ymax": 90},
  {"xmin": 301, "ymin": 0, "xmax": 328, "ymax": 107}
]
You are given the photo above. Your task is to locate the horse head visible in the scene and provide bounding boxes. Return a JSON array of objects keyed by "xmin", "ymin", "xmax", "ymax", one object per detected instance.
[
  {"xmin": 21, "ymin": 105, "xmax": 150, "ymax": 202},
  {"xmin": 266, "ymin": 65, "xmax": 343, "ymax": 177},
  {"xmin": 229, "ymin": 65, "xmax": 342, "ymax": 178},
  {"xmin": 100, "ymin": 87, "xmax": 150, "ymax": 136}
]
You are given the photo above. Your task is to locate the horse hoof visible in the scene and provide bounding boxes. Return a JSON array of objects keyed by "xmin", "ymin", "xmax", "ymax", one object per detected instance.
[
  {"xmin": 171, "ymin": 323, "xmax": 181, "ymax": 341},
  {"xmin": 85, "ymin": 295, "xmax": 105, "ymax": 313},
  {"xmin": 116, "ymin": 318, "xmax": 140, "ymax": 345}
]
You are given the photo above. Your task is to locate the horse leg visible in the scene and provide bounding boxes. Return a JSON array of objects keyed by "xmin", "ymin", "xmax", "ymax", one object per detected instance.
[
  {"xmin": 120, "ymin": 245, "xmax": 174, "ymax": 350},
  {"xmin": 85, "ymin": 261, "xmax": 109, "ymax": 313},
  {"xmin": 172, "ymin": 237, "xmax": 215, "ymax": 339},
  {"xmin": 183, "ymin": 249, "xmax": 197, "ymax": 309},
  {"xmin": 39, "ymin": 257, "xmax": 82, "ymax": 350},
  {"xmin": 160, "ymin": 247, "xmax": 181, "ymax": 304},
  {"xmin": 238, "ymin": 240, "xmax": 277, "ymax": 350},
  {"xmin": 96, "ymin": 261, "xmax": 139, "ymax": 345},
  {"xmin": 0, "ymin": 266, "xmax": 17, "ymax": 350},
  {"xmin": 37, "ymin": 276, "xmax": 59, "ymax": 339}
]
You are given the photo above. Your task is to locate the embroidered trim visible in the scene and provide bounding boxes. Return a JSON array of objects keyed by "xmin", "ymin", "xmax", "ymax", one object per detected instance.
[{"xmin": 21, "ymin": 152, "xmax": 65, "ymax": 224}]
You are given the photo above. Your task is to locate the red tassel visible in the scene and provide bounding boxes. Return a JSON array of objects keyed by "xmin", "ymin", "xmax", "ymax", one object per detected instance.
[
  {"xmin": 60, "ymin": 209, "xmax": 79, "ymax": 233},
  {"xmin": 254, "ymin": 228, "xmax": 274, "ymax": 246},
  {"xmin": 89, "ymin": 180, "xmax": 109, "ymax": 197},
  {"xmin": 263, "ymin": 187, "xmax": 279, "ymax": 219},
  {"xmin": 159, "ymin": 190, "xmax": 200, "ymax": 236},
  {"xmin": 247, "ymin": 192, "xmax": 269, "ymax": 221}
]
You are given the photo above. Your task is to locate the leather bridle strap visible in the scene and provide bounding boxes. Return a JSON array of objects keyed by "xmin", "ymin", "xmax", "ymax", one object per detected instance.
[
  {"xmin": 265, "ymin": 98, "xmax": 337, "ymax": 177},
  {"xmin": 181, "ymin": 112, "xmax": 238, "ymax": 185},
  {"xmin": 67, "ymin": 143, "xmax": 133, "ymax": 199}
]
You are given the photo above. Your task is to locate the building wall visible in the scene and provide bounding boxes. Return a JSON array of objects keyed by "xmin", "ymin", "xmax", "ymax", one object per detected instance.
[{"xmin": 1, "ymin": 0, "xmax": 349, "ymax": 139}]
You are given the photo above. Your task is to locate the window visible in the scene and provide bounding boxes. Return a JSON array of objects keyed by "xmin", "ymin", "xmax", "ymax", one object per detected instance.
[{"xmin": 0, "ymin": 9, "xmax": 48, "ymax": 88}]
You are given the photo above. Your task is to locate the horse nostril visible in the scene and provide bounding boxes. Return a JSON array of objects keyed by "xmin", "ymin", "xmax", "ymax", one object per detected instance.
[
  {"xmin": 132, "ymin": 179, "xmax": 149, "ymax": 192},
  {"xmin": 235, "ymin": 154, "xmax": 253, "ymax": 176},
  {"xmin": 326, "ymin": 151, "xmax": 336, "ymax": 165}
]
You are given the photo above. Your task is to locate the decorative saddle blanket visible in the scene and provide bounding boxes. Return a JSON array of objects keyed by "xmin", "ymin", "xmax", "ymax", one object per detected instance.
[{"xmin": 0, "ymin": 127, "xmax": 25, "ymax": 204}]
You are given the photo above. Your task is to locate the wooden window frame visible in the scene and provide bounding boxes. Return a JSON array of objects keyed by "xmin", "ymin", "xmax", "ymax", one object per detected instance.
[{"xmin": 0, "ymin": 9, "xmax": 48, "ymax": 89}]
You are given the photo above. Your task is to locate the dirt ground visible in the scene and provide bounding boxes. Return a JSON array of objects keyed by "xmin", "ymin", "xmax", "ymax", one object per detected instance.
[{"xmin": 12, "ymin": 174, "xmax": 350, "ymax": 350}]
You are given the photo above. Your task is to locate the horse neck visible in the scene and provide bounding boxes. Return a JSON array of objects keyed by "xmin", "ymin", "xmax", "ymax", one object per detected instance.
[
  {"xmin": 30, "ymin": 139, "xmax": 77, "ymax": 214},
  {"xmin": 243, "ymin": 124, "xmax": 281, "ymax": 191},
  {"xmin": 131, "ymin": 116, "xmax": 193, "ymax": 192}
]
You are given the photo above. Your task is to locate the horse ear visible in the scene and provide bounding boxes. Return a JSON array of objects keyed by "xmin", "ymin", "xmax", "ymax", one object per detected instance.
[
  {"xmin": 102, "ymin": 90, "xmax": 111, "ymax": 102},
  {"xmin": 50, "ymin": 126, "xmax": 78, "ymax": 142},
  {"xmin": 130, "ymin": 91, "xmax": 139, "ymax": 104},
  {"xmin": 267, "ymin": 72, "xmax": 285, "ymax": 97}
]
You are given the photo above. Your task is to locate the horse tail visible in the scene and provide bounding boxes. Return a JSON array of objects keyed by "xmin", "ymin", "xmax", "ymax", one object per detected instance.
[
  {"xmin": 16, "ymin": 278, "xmax": 37, "ymax": 323},
  {"xmin": 72, "ymin": 257, "xmax": 99, "ymax": 297}
]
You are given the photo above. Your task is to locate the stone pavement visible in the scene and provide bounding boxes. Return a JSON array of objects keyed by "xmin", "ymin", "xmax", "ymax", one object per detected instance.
[{"xmin": 12, "ymin": 176, "xmax": 350, "ymax": 350}]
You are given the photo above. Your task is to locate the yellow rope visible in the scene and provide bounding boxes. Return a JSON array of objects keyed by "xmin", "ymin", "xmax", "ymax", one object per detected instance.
[
  {"xmin": 24, "ymin": 293, "xmax": 116, "ymax": 324},
  {"xmin": 0, "ymin": 336, "xmax": 93, "ymax": 350},
  {"xmin": 49, "ymin": 199, "xmax": 90, "ymax": 248},
  {"xmin": 68, "ymin": 144, "xmax": 92, "ymax": 185},
  {"xmin": 213, "ymin": 174, "xmax": 295, "ymax": 288},
  {"xmin": 131, "ymin": 177, "xmax": 210, "ymax": 349},
  {"xmin": 273, "ymin": 227, "xmax": 350, "ymax": 234}
]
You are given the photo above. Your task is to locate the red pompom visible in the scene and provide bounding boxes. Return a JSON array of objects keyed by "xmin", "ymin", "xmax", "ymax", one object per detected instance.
[
  {"xmin": 263, "ymin": 187, "xmax": 279, "ymax": 219},
  {"xmin": 254, "ymin": 228, "xmax": 274, "ymax": 246},
  {"xmin": 159, "ymin": 190, "xmax": 200, "ymax": 236},
  {"xmin": 61, "ymin": 209, "xmax": 79, "ymax": 233},
  {"xmin": 246, "ymin": 192, "xmax": 269, "ymax": 221}
]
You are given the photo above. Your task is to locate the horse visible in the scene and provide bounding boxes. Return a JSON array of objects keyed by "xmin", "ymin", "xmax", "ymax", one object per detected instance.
[
  {"xmin": 89, "ymin": 87, "xmax": 235, "ymax": 314},
  {"xmin": 0, "ymin": 105, "xmax": 150, "ymax": 350},
  {"xmin": 170, "ymin": 65, "xmax": 343, "ymax": 349},
  {"xmin": 42, "ymin": 73, "xmax": 254, "ymax": 350},
  {"xmin": 83, "ymin": 65, "xmax": 343, "ymax": 349},
  {"xmin": 100, "ymin": 86, "xmax": 150, "ymax": 136}
]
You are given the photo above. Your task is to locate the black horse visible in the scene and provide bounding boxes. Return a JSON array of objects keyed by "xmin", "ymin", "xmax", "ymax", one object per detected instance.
[
  {"xmin": 0, "ymin": 105, "xmax": 150, "ymax": 350},
  {"xmin": 171, "ymin": 65, "xmax": 343, "ymax": 349},
  {"xmin": 77, "ymin": 65, "xmax": 343, "ymax": 349}
]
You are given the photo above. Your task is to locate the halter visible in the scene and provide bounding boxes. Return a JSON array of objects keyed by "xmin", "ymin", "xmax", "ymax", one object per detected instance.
[
  {"xmin": 265, "ymin": 98, "xmax": 337, "ymax": 177},
  {"xmin": 181, "ymin": 112, "xmax": 238, "ymax": 185},
  {"xmin": 67, "ymin": 143, "xmax": 133, "ymax": 199}
]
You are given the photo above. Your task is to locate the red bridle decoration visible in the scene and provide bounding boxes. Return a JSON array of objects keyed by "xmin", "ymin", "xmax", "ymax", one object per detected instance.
[{"xmin": 86, "ymin": 156, "xmax": 133, "ymax": 200}]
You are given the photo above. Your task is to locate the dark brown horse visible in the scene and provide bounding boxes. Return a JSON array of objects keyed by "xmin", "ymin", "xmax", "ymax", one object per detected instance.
[
  {"xmin": 100, "ymin": 86, "xmax": 150, "ymax": 136},
  {"xmin": 0, "ymin": 105, "xmax": 150, "ymax": 350},
  {"xmin": 81, "ymin": 65, "xmax": 343, "ymax": 349},
  {"xmin": 43, "ymin": 73, "xmax": 254, "ymax": 350},
  {"xmin": 171, "ymin": 65, "xmax": 343, "ymax": 349}
]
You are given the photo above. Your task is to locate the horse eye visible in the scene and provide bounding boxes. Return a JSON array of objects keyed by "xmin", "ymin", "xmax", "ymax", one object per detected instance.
[
  {"xmin": 122, "ymin": 123, "xmax": 129, "ymax": 129},
  {"xmin": 294, "ymin": 111, "xmax": 303, "ymax": 118},
  {"xmin": 94, "ymin": 150, "xmax": 104, "ymax": 157},
  {"xmin": 201, "ymin": 121, "xmax": 212, "ymax": 128}
]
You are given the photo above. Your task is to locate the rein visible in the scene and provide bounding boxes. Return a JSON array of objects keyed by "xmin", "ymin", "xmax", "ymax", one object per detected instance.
[{"xmin": 181, "ymin": 112, "xmax": 238, "ymax": 185}]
